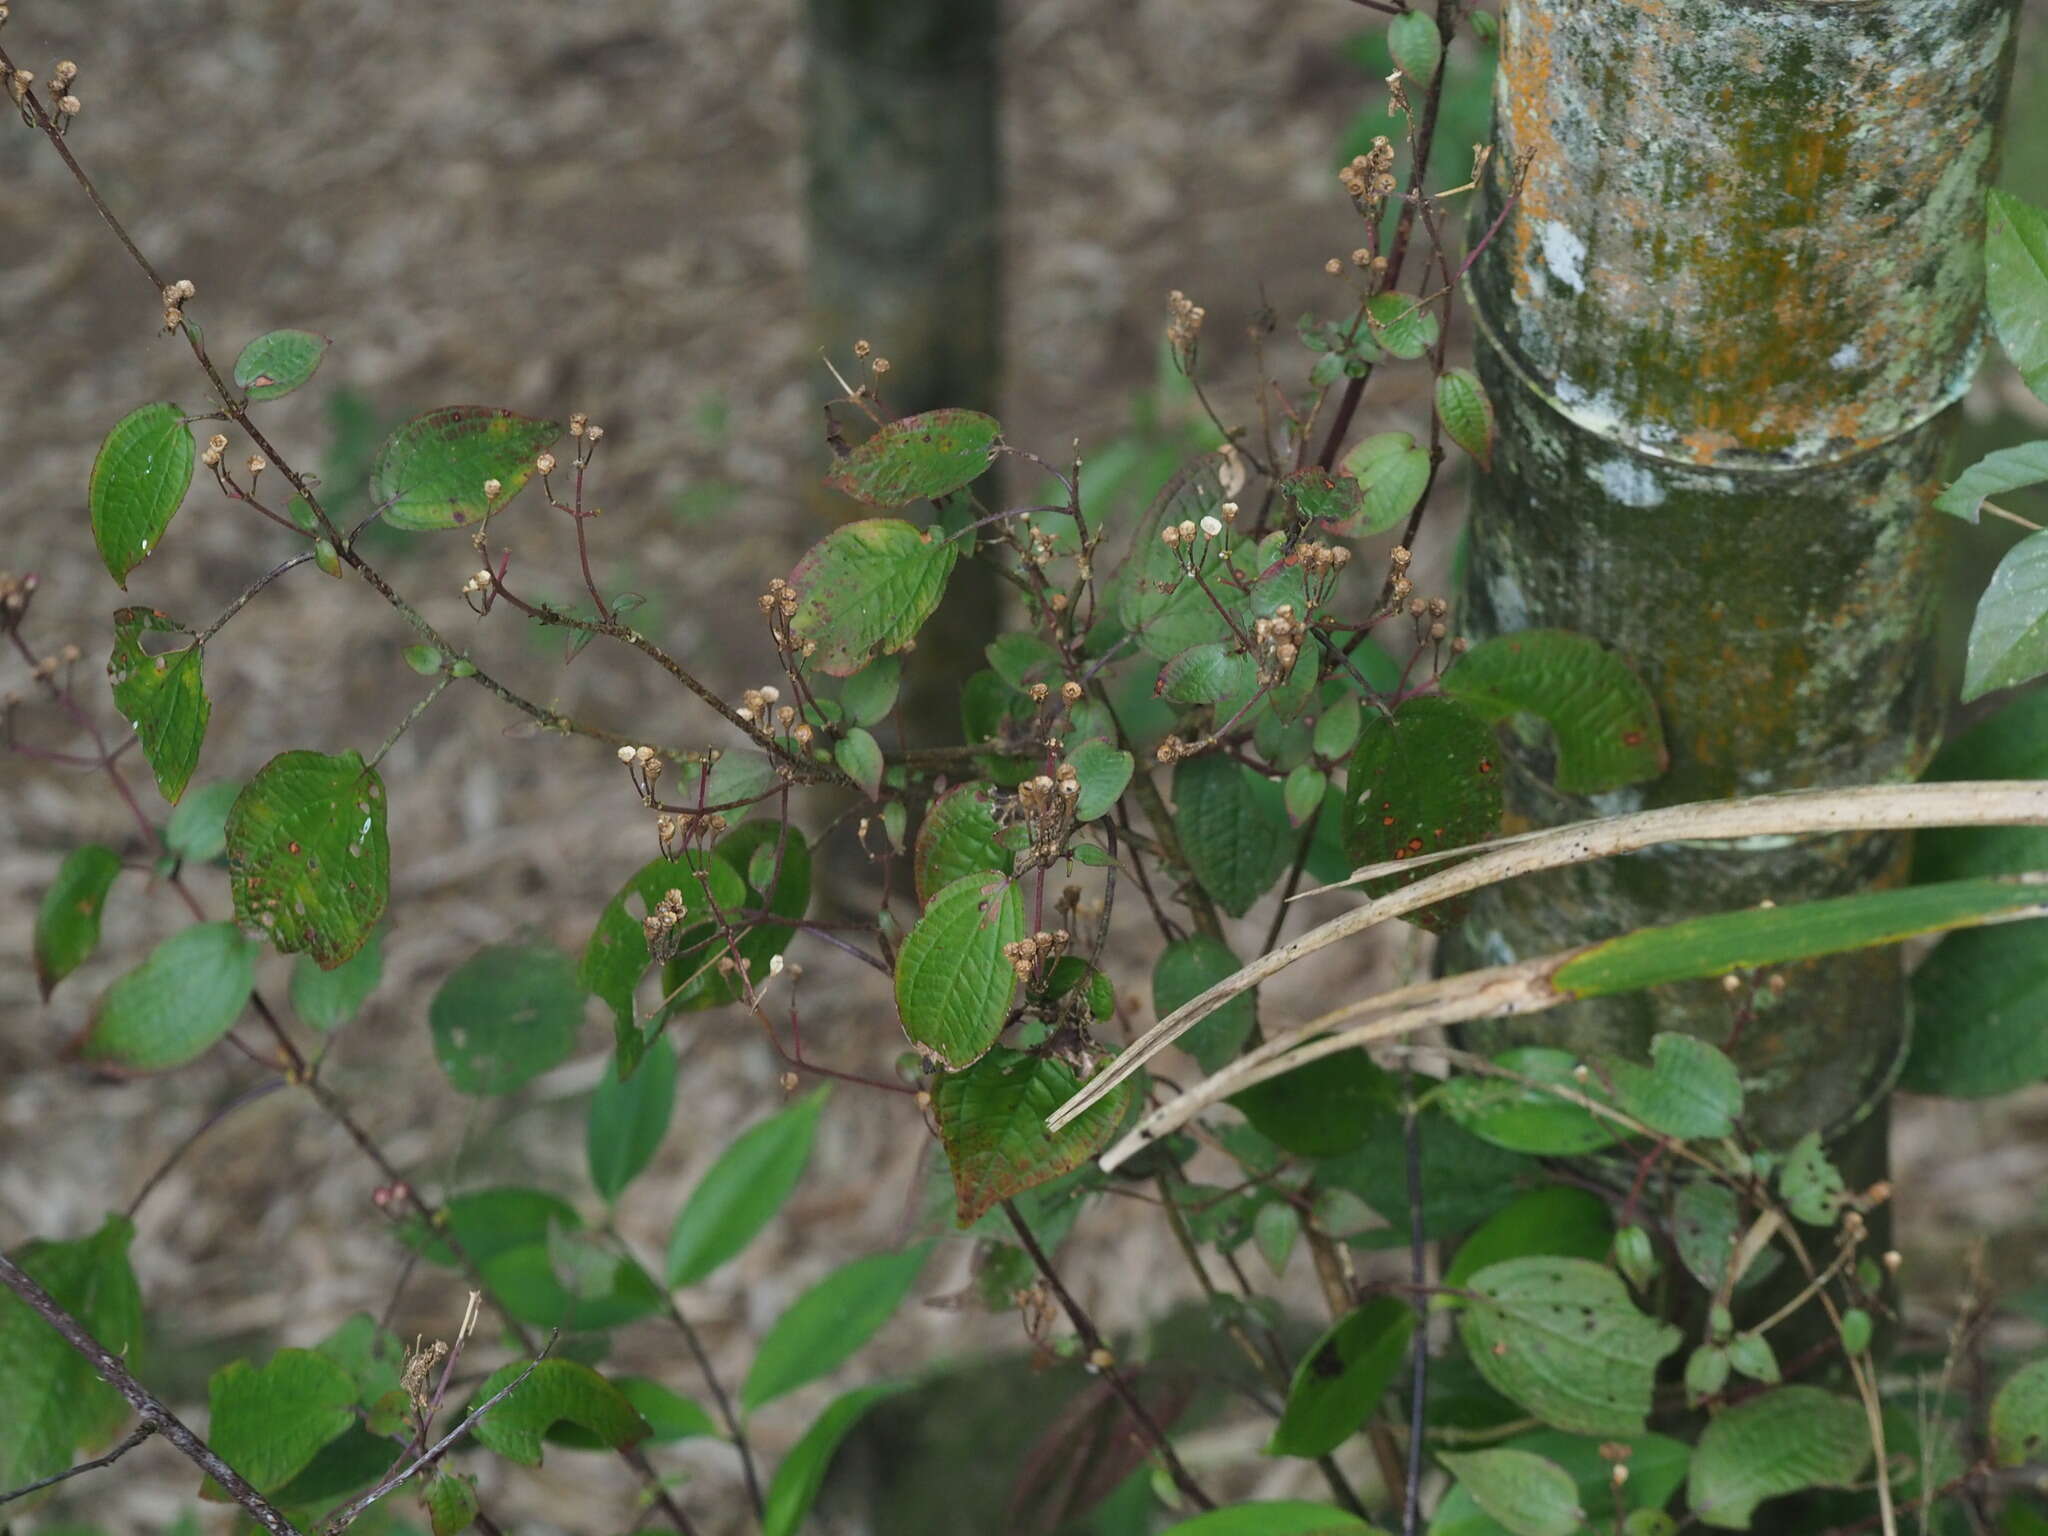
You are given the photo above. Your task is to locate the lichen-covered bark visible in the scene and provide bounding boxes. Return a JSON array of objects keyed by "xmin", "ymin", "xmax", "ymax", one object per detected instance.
[
  {"xmin": 1451, "ymin": 0, "xmax": 2018, "ymax": 1144},
  {"xmin": 805, "ymin": 0, "xmax": 1004, "ymax": 731}
]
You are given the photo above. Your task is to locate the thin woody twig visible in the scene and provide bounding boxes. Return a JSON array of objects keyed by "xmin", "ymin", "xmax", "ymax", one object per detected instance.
[
  {"xmin": 0, "ymin": 1253, "xmax": 300, "ymax": 1536},
  {"xmin": 0, "ymin": 1422, "xmax": 157, "ymax": 1509}
]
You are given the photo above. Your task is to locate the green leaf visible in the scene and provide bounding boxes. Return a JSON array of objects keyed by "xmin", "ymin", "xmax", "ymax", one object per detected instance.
[
  {"xmin": 1964, "ymin": 530, "xmax": 2048, "ymax": 700},
  {"xmin": 1441, "ymin": 630, "xmax": 1666, "ymax": 794},
  {"xmin": 1915, "ymin": 689, "xmax": 2048, "ymax": 885},
  {"xmin": 1285, "ymin": 763, "xmax": 1328, "ymax": 828},
  {"xmin": 1280, "ymin": 468, "xmax": 1367, "ymax": 527},
  {"xmin": 666, "ymin": 822, "xmax": 814, "ymax": 1014},
  {"xmin": 204, "ymin": 1349, "xmax": 357, "ymax": 1498},
  {"xmin": 0, "ymin": 1215, "xmax": 142, "ymax": 1496},
  {"xmin": 1174, "ymin": 754, "xmax": 1293, "ymax": 917},
  {"xmin": 588, "ymin": 1036, "xmax": 678, "ymax": 1202},
  {"xmin": 894, "ymin": 870, "xmax": 1024, "ymax": 1069},
  {"xmin": 1314, "ymin": 694, "xmax": 1364, "ymax": 760},
  {"xmin": 1726, "ymin": 1331, "xmax": 1778, "ymax": 1384},
  {"xmin": 1442, "ymin": 1187, "xmax": 1614, "ymax": 1292},
  {"xmin": 1992, "ymin": 1358, "xmax": 2048, "ymax": 1467},
  {"xmin": 933, "ymin": 1049, "xmax": 1133, "ymax": 1226},
  {"xmin": 1232, "ymin": 1052, "xmax": 1398, "ymax": 1158},
  {"xmin": 1341, "ymin": 695, "xmax": 1504, "ymax": 930},
  {"xmin": 915, "ymin": 782, "xmax": 1008, "ymax": 903},
  {"xmin": 1454, "ymin": 1258, "xmax": 1681, "ymax": 1436},
  {"xmin": 1438, "ymin": 1450, "xmax": 1580, "ymax": 1536},
  {"xmin": 1435, "ymin": 368, "xmax": 1496, "ymax": 472},
  {"xmin": 1987, "ymin": 189, "xmax": 2048, "ymax": 402},
  {"xmin": 289, "ymin": 930, "xmax": 383, "ymax": 1031},
  {"xmin": 762, "ymin": 1383, "xmax": 909, "ymax": 1536},
  {"xmin": 1347, "ymin": 441, "xmax": 1432, "ymax": 537},
  {"xmin": 1067, "ymin": 738, "xmax": 1134, "ymax": 823},
  {"xmin": 371, "ymin": 406, "xmax": 562, "ymax": 532},
  {"xmin": 226, "ymin": 750, "xmax": 388, "ymax": 968},
  {"xmin": 1388, "ymin": 8, "xmax": 1443, "ymax": 84},
  {"xmin": 1160, "ymin": 642, "xmax": 1257, "ymax": 705},
  {"xmin": 1438, "ymin": 1047, "xmax": 1620, "ymax": 1155},
  {"xmin": 108, "ymin": 607, "xmax": 211, "ymax": 803},
  {"xmin": 164, "ymin": 779, "xmax": 240, "ymax": 863},
  {"xmin": 1155, "ymin": 934, "xmax": 1258, "ymax": 1073},
  {"xmin": 402, "ymin": 644, "xmax": 444, "ymax": 675},
  {"xmin": 1936, "ymin": 440, "xmax": 2048, "ymax": 522},
  {"xmin": 1427, "ymin": 1431, "xmax": 1689, "ymax": 1536},
  {"xmin": 788, "ymin": 518, "xmax": 961, "ymax": 676},
  {"xmin": 35, "ymin": 845, "xmax": 122, "ymax": 1001},
  {"xmin": 1904, "ymin": 924, "xmax": 2048, "ymax": 1095},
  {"xmin": 545, "ymin": 1376, "xmax": 719, "ymax": 1447},
  {"xmin": 311, "ymin": 1313, "xmax": 404, "ymax": 1408},
  {"xmin": 1118, "ymin": 454, "xmax": 1239, "ymax": 658},
  {"xmin": 409, "ymin": 1186, "xmax": 578, "ymax": 1267},
  {"xmin": 90, "ymin": 403, "xmax": 195, "ymax": 586},
  {"xmin": 1687, "ymin": 1386, "xmax": 1870, "ymax": 1529},
  {"xmin": 430, "ymin": 943, "xmax": 584, "ymax": 1096},
  {"xmin": 467, "ymin": 1359, "xmax": 650, "ymax": 1467},
  {"xmin": 824, "ymin": 408, "xmax": 1001, "ymax": 508},
  {"xmin": 741, "ymin": 1243, "xmax": 933, "ymax": 1413},
  {"xmin": 1554, "ymin": 875, "xmax": 2048, "ymax": 1000},
  {"xmin": 839, "ymin": 655, "xmax": 903, "ymax": 726},
  {"xmin": 835, "ymin": 725, "xmax": 885, "ymax": 798},
  {"xmin": 75, "ymin": 922, "xmax": 256, "ymax": 1072},
  {"xmin": 1601, "ymin": 1033, "xmax": 1742, "ymax": 1140},
  {"xmin": 1267, "ymin": 1297, "xmax": 1414, "ymax": 1458},
  {"xmin": 1366, "ymin": 292, "xmax": 1440, "ymax": 359},
  {"xmin": 580, "ymin": 851, "xmax": 746, "ymax": 1054},
  {"xmin": 1686, "ymin": 1345, "xmax": 1732, "ymax": 1405},
  {"xmin": 232, "ymin": 329, "xmax": 329, "ymax": 403},
  {"xmin": 667, "ymin": 1089, "xmax": 826, "ymax": 1285},
  {"xmin": 423, "ymin": 1469, "xmax": 479, "ymax": 1535},
  {"xmin": 1777, "ymin": 1131, "xmax": 1845, "ymax": 1228},
  {"xmin": 1158, "ymin": 1504, "xmax": 1377, "ymax": 1536},
  {"xmin": 1319, "ymin": 1108, "xmax": 1535, "ymax": 1242}
]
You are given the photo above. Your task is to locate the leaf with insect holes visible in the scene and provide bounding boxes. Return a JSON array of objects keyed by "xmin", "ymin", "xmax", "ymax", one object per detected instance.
[
  {"xmin": 933, "ymin": 1048, "xmax": 1134, "ymax": 1226},
  {"xmin": 895, "ymin": 871, "xmax": 1024, "ymax": 1069},
  {"xmin": 1455, "ymin": 1257, "xmax": 1681, "ymax": 1436},
  {"xmin": 1268, "ymin": 1297, "xmax": 1413, "ymax": 1459},
  {"xmin": 825, "ymin": 408, "xmax": 1001, "ymax": 507},
  {"xmin": 35, "ymin": 845, "xmax": 122, "ymax": 1001},
  {"xmin": 0, "ymin": 1215, "xmax": 143, "ymax": 1496},
  {"xmin": 226, "ymin": 750, "xmax": 388, "ymax": 968},
  {"xmin": 90, "ymin": 402, "xmax": 194, "ymax": 586},
  {"xmin": 1686, "ymin": 1386, "xmax": 1870, "ymax": 1529},
  {"xmin": 232, "ymin": 329, "xmax": 329, "ymax": 403},
  {"xmin": 1964, "ymin": 530, "xmax": 2048, "ymax": 700},
  {"xmin": 1988, "ymin": 189, "xmax": 2048, "ymax": 403},
  {"xmin": 1435, "ymin": 368, "xmax": 1496, "ymax": 471},
  {"xmin": 430, "ymin": 943, "xmax": 584, "ymax": 1097},
  {"xmin": 1341, "ymin": 695, "xmax": 1504, "ymax": 931},
  {"xmin": 1280, "ymin": 467, "xmax": 1365, "ymax": 526},
  {"xmin": 1173, "ymin": 754, "xmax": 1293, "ymax": 918},
  {"xmin": 1441, "ymin": 630, "xmax": 1666, "ymax": 794},
  {"xmin": 74, "ymin": 922, "xmax": 257, "ymax": 1073},
  {"xmin": 202, "ymin": 1349, "xmax": 357, "ymax": 1499},
  {"xmin": 467, "ymin": 1360, "xmax": 650, "ymax": 1467},
  {"xmin": 788, "ymin": 518, "xmax": 960, "ymax": 676},
  {"xmin": 371, "ymin": 406, "xmax": 562, "ymax": 532},
  {"xmin": 1935, "ymin": 440, "xmax": 2048, "ymax": 522},
  {"xmin": 914, "ymin": 782, "xmax": 1008, "ymax": 904},
  {"xmin": 108, "ymin": 607, "xmax": 211, "ymax": 804}
]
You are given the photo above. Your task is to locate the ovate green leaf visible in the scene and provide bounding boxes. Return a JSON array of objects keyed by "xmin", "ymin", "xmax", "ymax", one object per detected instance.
[
  {"xmin": 430, "ymin": 943, "xmax": 584, "ymax": 1096},
  {"xmin": 1067, "ymin": 738, "xmax": 1134, "ymax": 823},
  {"xmin": 423, "ymin": 1469, "xmax": 479, "ymax": 1535},
  {"xmin": 1442, "ymin": 1187, "xmax": 1614, "ymax": 1292},
  {"xmin": 824, "ymin": 408, "xmax": 1001, "ymax": 508},
  {"xmin": 1388, "ymin": 9, "xmax": 1443, "ymax": 84},
  {"xmin": 1964, "ymin": 530, "xmax": 2048, "ymax": 700},
  {"xmin": 1687, "ymin": 1386, "xmax": 1870, "ymax": 1529},
  {"xmin": 915, "ymin": 782, "xmax": 1007, "ymax": 904},
  {"xmin": 90, "ymin": 403, "xmax": 194, "ymax": 586},
  {"xmin": 1904, "ymin": 924, "xmax": 2048, "ymax": 1096},
  {"xmin": 788, "ymin": 518, "xmax": 961, "ymax": 676},
  {"xmin": 164, "ymin": 779, "xmax": 240, "ymax": 864},
  {"xmin": 467, "ymin": 1359, "xmax": 650, "ymax": 1467},
  {"xmin": 894, "ymin": 870, "xmax": 1024, "ymax": 1069},
  {"xmin": 1987, "ymin": 189, "xmax": 2048, "ymax": 402},
  {"xmin": 232, "ymin": 329, "xmax": 329, "ymax": 403},
  {"xmin": 933, "ymin": 1049, "xmax": 1133, "ymax": 1226},
  {"xmin": 75, "ymin": 922, "xmax": 256, "ymax": 1072},
  {"xmin": 1438, "ymin": 1449, "xmax": 1580, "ymax": 1536},
  {"xmin": 588, "ymin": 1035, "xmax": 679, "ymax": 1202},
  {"xmin": 1341, "ymin": 695, "xmax": 1503, "ymax": 930},
  {"xmin": 1441, "ymin": 630, "xmax": 1666, "ymax": 794},
  {"xmin": 1601, "ymin": 1033, "xmax": 1742, "ymax": 1140},
  {"xmin": 35, "ymin": 845, "xmax": 122, "ymax": 1000},
  {"xmin": 226, "ymin": 749, "xmax": 388, "ymax": 968},
  {"xmin": 1992, "ymin": 1358, "xmax": 2048, "ymax": 1468},
  {"xmin": 372, "ymin": 406, "xmax": 561, "ymax": 532},
  {"xmin": 108, "ymin": 607, "xmax": 210, "ymax": 803},
  {"xmin": 1935, "ymin": 440, "xmax": 2048, "ymax": 522},
  {"xmin": 289, "ymin": 930, "xmax": 383, "ymax": 1032},
  {"xmin": 1267, "ymin": 1297, "xmax": 1414, "ymax": 1459},
  {"xmin": 204, "ymin": 1348, "xmax": 356, "ymax": 1497},
  {"xmin": 1438, "ymin": 1048, "xmax": 1620, "ymax": 1155},
  {"xmin": 1174, "ymin": 754, "xmax": 1292, "ymax": 917},
  {"xmin": 1155, "ymin": 933, "xmax": 1257, "ymax": 1073},
  {"xmin": 1435, "ymin": 368, "xmax": 1496, "ymax": 471}
]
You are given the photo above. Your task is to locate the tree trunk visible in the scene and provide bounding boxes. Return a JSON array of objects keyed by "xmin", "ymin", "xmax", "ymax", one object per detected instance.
[
  {"xmin": 1448, "ymin": 0, "xmax": 2019, "ymax": 1148},
  {"xmin": 805, "ymin": 0, "xmax": 1003, "ymax": 736}
]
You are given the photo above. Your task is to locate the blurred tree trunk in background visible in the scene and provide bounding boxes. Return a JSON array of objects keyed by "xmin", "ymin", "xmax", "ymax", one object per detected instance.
[
  {"xmin": 805, "ymin": 0, "xmax": 1003, "ymax": 741},
  {"xmin": 1448, "ymin": 0, "xmax": 2018, "ymax": 1179}
]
